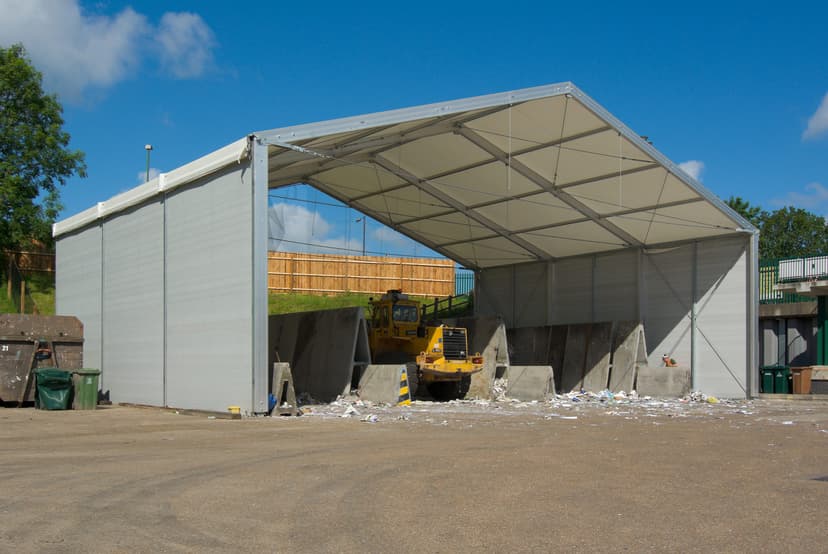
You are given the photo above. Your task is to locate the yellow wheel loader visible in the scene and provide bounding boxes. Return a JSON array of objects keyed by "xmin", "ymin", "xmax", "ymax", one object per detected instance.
[{"xmin": 367, "ymin": 290, "xmax": 483, "ymax": 400}]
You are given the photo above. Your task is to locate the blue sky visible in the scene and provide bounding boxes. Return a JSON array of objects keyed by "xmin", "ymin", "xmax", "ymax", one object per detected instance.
[{"xmin": 2, "ymin": 1, "xmax": 827, "ymax": 258}]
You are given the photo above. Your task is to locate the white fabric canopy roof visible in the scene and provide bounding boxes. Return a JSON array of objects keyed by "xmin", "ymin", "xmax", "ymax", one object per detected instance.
[
  {"xmin": 259, "ymin": 83, "xmax": 752, "ymax": 269},
  {"xmin": 56, "ymin": 82, "xmax": 753, "ymax": 270}
]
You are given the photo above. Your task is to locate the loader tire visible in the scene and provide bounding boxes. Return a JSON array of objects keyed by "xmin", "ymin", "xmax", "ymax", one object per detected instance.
[{"xmin": 426, "ymin": 380, "xmax": 462, "ymax": 401}]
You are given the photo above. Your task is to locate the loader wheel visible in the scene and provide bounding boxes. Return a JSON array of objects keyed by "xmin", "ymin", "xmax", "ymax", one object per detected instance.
[
  {"xmin": 426, "ymin": 381, "xmax": 461, "ymax": 401},
  {"xmin": 458, "ymin": 376, "xmax": 471, "ymax": 399}
]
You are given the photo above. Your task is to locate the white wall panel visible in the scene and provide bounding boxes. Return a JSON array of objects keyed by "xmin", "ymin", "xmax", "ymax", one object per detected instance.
[
  {"xmin": 164, "ymin": 165, "xmax": 254, "ymax": 412},
  {"xmin": 477, "ymin": 266, "xmax": 514, "ymax": 324},
  {"xmin": 642, "ymin": 245, "xmax": 693, "ymax": 369},
  {"xmin": 102, "ymin": 201, "xmax": 164, "ymax": 405},
  {"xmin": 594, "ymin": 251, "xmax": 637, "ymax": 322},
  {"xmin": 553, "ymin": 257, "xmax": 593, "ymax": 324},
  {"xmin": 512, "ymin": 263, "xmax": 548, "ymax": 327},
  {"xmin": 56, "ymin": 226, "xmax": 102, "ymax": 383},
  {"xmin": 695, "ymin": 237, "xmax": 748, "ymax": 396}
]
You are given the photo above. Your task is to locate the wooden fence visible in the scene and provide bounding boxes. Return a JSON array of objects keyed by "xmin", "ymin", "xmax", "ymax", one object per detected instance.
[
  {"xmin": 4, "ymin": 250, "xmax": 55, "ymax": 273},
  {"xmin": 268, "ymin": 252, "xmax": 455, "ymax": 297}
]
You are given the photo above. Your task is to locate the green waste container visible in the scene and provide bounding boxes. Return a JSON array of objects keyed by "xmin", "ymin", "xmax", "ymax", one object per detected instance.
[
  {"xmin": 761, "ymin": 367, "xmax": 775, "ymax": 393},
  {"xmin": 72, "ymin": 369, "xmax": 101, "ymax": 410},
  {"xmin": 34, "ymin": 368, "xmax": 73, "ymax": 410},
  {"xmin": 774, "ymin": 367, "xmax": 791, "ymax": 394},
  {"xmin": 760, "ymin": 365, "xmax": 790, "ymax": 393}
]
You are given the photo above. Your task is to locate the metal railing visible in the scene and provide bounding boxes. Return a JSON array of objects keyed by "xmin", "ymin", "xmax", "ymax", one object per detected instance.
[
  {"xmin": 759, "ymin": 256, "xmax": 822, "ymax": 305},
  {"xmin": 455, "ymin": 267, "xmax": 474, "ymax": 296},
  {"xmin": 421, "ymin": 293, "xmax": 473, "ymax": 320}
]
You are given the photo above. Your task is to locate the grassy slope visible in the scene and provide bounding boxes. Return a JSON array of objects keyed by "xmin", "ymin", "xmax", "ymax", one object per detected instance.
[
  {"xmin": 268, "ymin": 291, "xmax": 441, "ymax": 315},
  {"xmin": 0, "ymin": 272, "xmax": 55, "ymax": 315}
]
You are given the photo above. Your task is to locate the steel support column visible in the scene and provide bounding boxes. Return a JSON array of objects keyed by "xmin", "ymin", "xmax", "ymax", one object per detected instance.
[{"xmin": 252, "ymin": 137, "xmax": 269, "ymax": 413}]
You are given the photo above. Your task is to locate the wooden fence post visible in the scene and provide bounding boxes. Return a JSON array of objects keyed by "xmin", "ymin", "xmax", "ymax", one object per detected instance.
[{"xmin": 20, "ymin": 280, "xmax": 25, "ymax": 313}]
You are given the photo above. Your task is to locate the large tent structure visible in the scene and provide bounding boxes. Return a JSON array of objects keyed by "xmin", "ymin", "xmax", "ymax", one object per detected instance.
[{"xmin": 54, "ymin": 82, "xmax": 758, "ymax": 413}]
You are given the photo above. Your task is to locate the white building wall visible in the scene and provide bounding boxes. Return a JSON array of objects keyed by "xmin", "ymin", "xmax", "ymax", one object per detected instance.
[
  {"xmin": 102, "ymin": 201, "xmax": 164, "ymax": 405},
  {"xmin": 694, "ymin": 237, "xmax": 749, "ymax": 397},
  {"xmin": 164, "ymin": 166, "xmax": 254, "ymax": 412},
  {"xmin": 56, "ymin": 225, "xmax": 102, "ymax": 382},
  {"xmin": 56, "ymin": 163, "xmax": 258, "ymax": 412}
]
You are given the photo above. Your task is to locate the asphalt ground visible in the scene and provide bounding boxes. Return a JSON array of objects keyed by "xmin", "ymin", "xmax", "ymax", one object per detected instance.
[{"xmin": 1, "ymin": 397, "xmax": 826, "ymax": 553}]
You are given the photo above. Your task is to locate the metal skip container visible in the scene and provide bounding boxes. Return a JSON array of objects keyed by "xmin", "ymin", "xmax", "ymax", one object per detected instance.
[{"xmin": 0, "ymin": 314, "xmax": 84, "ymax": 405}]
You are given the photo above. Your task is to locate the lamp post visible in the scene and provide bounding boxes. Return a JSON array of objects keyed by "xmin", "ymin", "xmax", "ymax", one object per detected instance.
[
  {"xmin": 355, "ymin": 217, "xmax": 366, "ymax": 256},
  {"xmin": 145, "ymin": 144, "xmax": 153, "ymax": 182}
]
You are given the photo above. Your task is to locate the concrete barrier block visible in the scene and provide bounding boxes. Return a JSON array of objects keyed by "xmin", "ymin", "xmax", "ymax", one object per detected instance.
[
  {"xmin": 636, "ymin": 365, "xmax": 691, "ymax": 397},
  {"xmin": 506, "ymin": 365, "xmax": 555, "ymax": 401},
  {"xmin": 561, "ymin": 324, "xmax": 590, "ymax": 392},
  {"xmin": 609, "ymin": 321, "xmax": 646, "ymax": 393},
  {"xmin": 582, "ymin": 322, "xmax": 612, "ymax": 391},
  {"xmin": 271, "ymin": 362, "xmax": 298, "ymax": 415},
  {"xmin": 449, "ymin": 316, "xmax": 509, "ymax": 399},
  {"xmin": 268, "ymin": 307, "xmax": 370, "ymax": 403},
  {"xmin": 548, "ymin": 325, "xmax": 567, "ymax": 392},
  {"xmin": 507, "ymin": 326, "xmax": 552, "ymax": 364},
  {"xmin": 358, "ymin": 364, "xmax": 409, "ymax": 405}
]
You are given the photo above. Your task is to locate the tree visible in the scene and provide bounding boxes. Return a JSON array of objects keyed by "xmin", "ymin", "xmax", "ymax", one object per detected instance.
[
  {"xmin": 0, "ymin": 44, "xmax": 85, "ymax": 253},
  {"xmin": 725, "ymin": 196, "xmax": 765, "ymax": 227},
  {"xmin": 759, "ymin": 206, "xmax": 828, "ymax": 260}
]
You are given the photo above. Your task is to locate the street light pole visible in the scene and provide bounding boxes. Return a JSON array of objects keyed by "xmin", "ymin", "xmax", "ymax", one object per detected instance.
[
  {"xmin": 145, "ymin": 144, "xmax": 153, "ymax": 182},
  {"xmin": 356, "ymin": 217, "xmax": 366, "ymax": 256}
]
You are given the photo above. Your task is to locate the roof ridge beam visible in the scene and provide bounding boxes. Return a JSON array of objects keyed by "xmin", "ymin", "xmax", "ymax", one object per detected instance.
[{"xmin": 456, "ymin": 126, "xmax": 643, "ymax": 247}]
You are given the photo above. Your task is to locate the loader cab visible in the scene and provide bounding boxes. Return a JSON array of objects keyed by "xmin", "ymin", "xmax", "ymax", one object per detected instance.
[{"xmin": 368, "ymin": 290, "xmax": 425, "ymax": 338}]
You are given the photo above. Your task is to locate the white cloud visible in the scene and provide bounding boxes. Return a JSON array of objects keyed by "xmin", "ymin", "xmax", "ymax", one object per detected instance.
[
  {"xmin": 771, "ymin": 182, "xmax": 828, "ymax": 213},
  {"xmin": 0, "ymin": 0, "xmax": 216, "ymax": 102},
  {"xmin": 677, "ymin": 160, "xmax": 704, "ymax": 181},
  {"xmin": 136, "ymin": 167, "xmax": 161, "ymax": 184},
  {"xmin": 268, "ymin": 204, "xmax": 361, "ymax": 254},
  {"xmin": 803, "ymin": 92, "xmax": 828, "ymax": 140},
  {"xmin": 373, "ymin": 226, "xmax": 411, "ymax": 247},
  {"xmin": 154, "ymin": 12, "xmax": 216, "ymax": 79}
]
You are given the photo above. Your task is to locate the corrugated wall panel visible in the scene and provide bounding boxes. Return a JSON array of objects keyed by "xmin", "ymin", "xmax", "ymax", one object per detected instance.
[
  {"xmin": 643, "ymin": 245, "xmax": 693, "ymax": 369},
  {"xmin": 477, "ymin": 266, "xmax": 514, "ymax": 325},
  {"xmin": 512, "ymin": 263, "xmax": 548, "ymax": 327},
  {"xmin": 56, "ymin": 226, "xmax": 102, "ymax": 382},
  {"xmin": 164, "ymin": 165, "xmax": 254, "ymax": 412},
  {"xmin": 553, "ymin": 257, "xmax": 593, "ymax": 324},
  {"xmin": 594, "ymin": 251, "xmax": 637, "ymax": 322},
  {"xmin": 694, "ymin": 237, "xmax": 748, "ymax": 396},
  {"xmin": 102, "ymin": 201, "xmax": 164, "ymax": 405}
]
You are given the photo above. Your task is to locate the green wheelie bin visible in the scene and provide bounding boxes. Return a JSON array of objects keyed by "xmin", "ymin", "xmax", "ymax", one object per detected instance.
[
  {"xmin": 34, "ymin": 368, "xmax": 73, "ymax": 410},
  {"xmin": 72, "ymin": 369, "xmax": 101, "ymax": 410}
]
